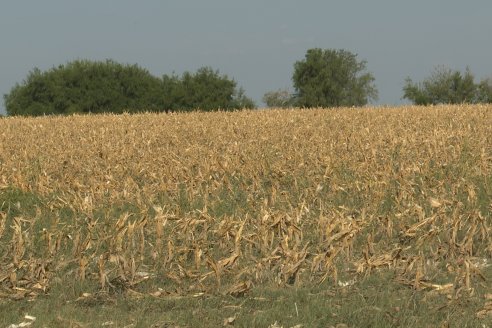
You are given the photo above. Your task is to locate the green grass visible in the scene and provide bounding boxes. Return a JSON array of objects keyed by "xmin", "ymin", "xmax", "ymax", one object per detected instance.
[{"xmin": 1, "ymin": 268, "xmax": 490, "ymax": 327}]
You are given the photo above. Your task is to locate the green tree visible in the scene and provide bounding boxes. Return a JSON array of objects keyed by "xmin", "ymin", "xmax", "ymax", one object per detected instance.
[
  {"xmin": 402, "ymin": 66, "xmax": 491, "ymax": 105},
  {"xmin": 262, "ymin": 88, "xmax": 295, "ymax": 108},
  {"xmin": 162, "ymin": 67, "xmax": 255, "ymax": 111},
  {"xmin": 475, "ymin": 78, "xmax": 492, "ymax": 103},
  {"xmin": 292, "ymin": 48, "xmax": 378, "ymax": 107},
  {"xmin": 4, "ymin": 59, "xmax": 164, "ymax": 116}
]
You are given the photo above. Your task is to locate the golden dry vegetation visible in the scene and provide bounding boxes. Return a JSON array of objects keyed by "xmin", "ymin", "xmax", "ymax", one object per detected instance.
[{"xmin": 0, "ymin": 105, "xmax": 492, "ymax": 318}]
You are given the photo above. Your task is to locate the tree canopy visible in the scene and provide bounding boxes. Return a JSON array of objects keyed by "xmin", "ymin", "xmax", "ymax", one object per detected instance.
[
  {"xmin": 3, "ymin": 60, "xmax": 255, "ymax": 116},
  {"xmin": 403, "ymin": 66, "xmax": 492, "ymax": 105},
  {"xmin": 292, "ymin": 48, "xmax": 378, "ymax": 107},
  {"xmin": 262, "ymin": 88, "xmax": 295, "ymax": 108},
  {"xmin": 4, "ymin": 60, "xmax": 164, "ymax": 116},
  {"xmin": 161, "ymin": 67, "xmax": 255, "ymax": 112}
]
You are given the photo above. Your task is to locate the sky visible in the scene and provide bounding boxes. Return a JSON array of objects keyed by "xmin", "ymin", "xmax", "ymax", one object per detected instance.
[{"xmin": 1, "ymin": 0, "xmax": 492, "ymax": 114}]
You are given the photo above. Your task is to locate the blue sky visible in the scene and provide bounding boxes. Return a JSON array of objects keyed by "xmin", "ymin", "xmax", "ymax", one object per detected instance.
[{"xmin": 1, "ymin": 0, "xmax": 492, "ymax": 114}]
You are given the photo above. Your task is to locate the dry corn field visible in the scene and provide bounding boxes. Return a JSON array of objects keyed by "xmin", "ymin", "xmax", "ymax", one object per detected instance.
[{"xmin": 1, "ymin": 105, "xmax": 492, "ymax": 318}]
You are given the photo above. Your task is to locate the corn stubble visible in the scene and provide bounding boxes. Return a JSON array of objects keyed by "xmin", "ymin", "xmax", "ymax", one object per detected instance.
[{"xmin": 0, "ymin": 105, "xmax": 491, "ymax": 315}]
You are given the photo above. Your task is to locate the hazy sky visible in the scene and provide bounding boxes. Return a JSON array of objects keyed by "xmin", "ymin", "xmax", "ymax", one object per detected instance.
[{"xmin": 1, "ymin": 1, "xmax": 492, "ymax": 114}]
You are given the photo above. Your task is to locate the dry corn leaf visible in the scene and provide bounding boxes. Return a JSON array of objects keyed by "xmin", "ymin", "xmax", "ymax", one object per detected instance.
[
  {"xmin": 429, "ymin": 198, "xmax": 442, "ymax": 208},
  {"xmin": 223, "ymin": 316, "xmax": 236, "ymax": 326},
  {"xmin": 476, "ymin": 301, "xmax": 492, "ymax": 318},
  {"xmin": 225, "ymin": 280, "xmax": 252, "ymax": 297}
]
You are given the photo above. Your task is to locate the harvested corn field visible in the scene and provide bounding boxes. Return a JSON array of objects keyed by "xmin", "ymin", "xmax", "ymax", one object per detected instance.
[{"xmin": 1, "ymin": 105, "xmax": 492, "ymax": 326}]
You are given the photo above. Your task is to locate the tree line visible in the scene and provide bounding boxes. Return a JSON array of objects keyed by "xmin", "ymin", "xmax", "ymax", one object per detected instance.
[
  {"xmin": 3, "ymin": 60, "xmax": 254, "ymax": 116},
  {"xmin": 3, "ymin": 49, "xmax": 492, "ymax": 116}
]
